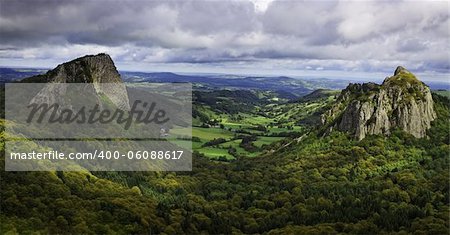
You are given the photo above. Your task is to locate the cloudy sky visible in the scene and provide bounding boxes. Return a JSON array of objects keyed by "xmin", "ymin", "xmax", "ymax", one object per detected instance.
[{"xmin": 0, "ymin": 0, "xmax": 448, "ymax": 81}]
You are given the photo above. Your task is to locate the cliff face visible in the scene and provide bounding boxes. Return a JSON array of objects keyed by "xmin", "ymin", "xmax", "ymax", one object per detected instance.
[
  {"xmin": 22, "ymin": 53, "xmax": 130, "ymax": 110},
  {"xmin": 22, "ymin": 53, "xmax": 122, "ymax": 83},
  {"xmin": 321, "ymin": 66, "xmax": 436, "ymax": 140}
]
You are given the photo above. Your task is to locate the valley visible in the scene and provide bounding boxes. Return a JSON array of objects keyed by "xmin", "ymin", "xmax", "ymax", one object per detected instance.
[
  {"xmin": 0, "ymin": 66, "xmax": 341, "ymax": 160},
  {"xmin": 0, "ymin": 56, "xmax": 448, "ymax": 234},
  {"xmin": 4, "ymin": 66, "xmax": 447, "ymax": 161},
  {"xmin": 182, "ymin": 89, "xmax": 337, "ymax": 160}
]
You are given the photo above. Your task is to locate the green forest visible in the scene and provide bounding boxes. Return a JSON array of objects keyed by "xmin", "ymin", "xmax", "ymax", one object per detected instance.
[{"xmin": 0, "ymin": 92, "xmax": 449, "ymax": 234}]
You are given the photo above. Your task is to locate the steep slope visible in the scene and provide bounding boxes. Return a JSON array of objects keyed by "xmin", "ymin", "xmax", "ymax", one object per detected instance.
[
  {"xmin": 321, "ymin": 66, "xmax": 436, "ymax": 140},
  {"xmin": 21, "ymin": 53, "xmax": 122, "ymax": 83},
  {"xmin": 21, "ymin": 53, "xmax": 130, "ymax": 110}
]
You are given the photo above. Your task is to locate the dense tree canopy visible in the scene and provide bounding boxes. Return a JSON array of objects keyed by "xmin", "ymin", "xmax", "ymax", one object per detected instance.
[{"xmin": 0, "ymin": 94, "xmax": 449, "ymax": 234}]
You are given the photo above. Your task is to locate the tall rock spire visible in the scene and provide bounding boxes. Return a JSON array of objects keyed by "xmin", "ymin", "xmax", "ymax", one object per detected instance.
[{"xmin": 321, "ymin": 66, "xmax": 436, "ymax": 140}]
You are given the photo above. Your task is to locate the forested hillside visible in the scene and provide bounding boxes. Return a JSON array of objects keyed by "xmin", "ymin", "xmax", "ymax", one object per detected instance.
[{"xmin": 1, "ymin": 92, "xmax": 448, "ymax": 234}]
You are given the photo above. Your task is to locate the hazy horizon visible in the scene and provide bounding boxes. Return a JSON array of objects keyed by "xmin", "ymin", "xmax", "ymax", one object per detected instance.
[{"xmin": 1, "ymin": 61, "xmax": 448, "ymax": 85}]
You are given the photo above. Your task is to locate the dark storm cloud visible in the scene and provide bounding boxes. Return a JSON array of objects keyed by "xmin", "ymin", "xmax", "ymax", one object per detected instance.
[
  {"xmin": 0, "ymin": 0, "xmax": 448, "ymax": 74},
  {"xmin": 1, "ymin": 0, "xmax": 160, "ymax": 46},
  {"xmin": 0, "ymin": 0, "xmax": 256, "ymax": 47},
  {"xmin": 178, "ymin": 0, "xmax": 256, "ymax": 34}
]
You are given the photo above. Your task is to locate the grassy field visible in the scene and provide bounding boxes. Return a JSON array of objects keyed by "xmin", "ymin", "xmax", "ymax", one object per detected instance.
[
  {"xmin": 192, "ymin": 127, "xmax": 235, "ymax": 140},
  {"xmin": 253, "ymin": 136, "xmax": 284, "ymax": 147},
  {"xmin": 171, "ymin": 122, "xmax": 298, "ymax": 160},
  {"xmin": 171, "ymin": 121, "xmax": 291, "ymax": 160},
  {"xmin": 196, "ymin": 147, "xmax": 233, "ymax": 159},
  {"xmin": 172, "ymin": 90, "xmax": 336, "ymax": 160}
]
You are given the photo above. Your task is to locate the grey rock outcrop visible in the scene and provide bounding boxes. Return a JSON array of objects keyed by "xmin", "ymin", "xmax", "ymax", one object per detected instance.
[
  {"xmin": 321, "ymin": 66, "xmax": 436, "ymax": 140},
  {"xmin": 23, "ymin": 53, "xmax": 130, "ymax": 110}
]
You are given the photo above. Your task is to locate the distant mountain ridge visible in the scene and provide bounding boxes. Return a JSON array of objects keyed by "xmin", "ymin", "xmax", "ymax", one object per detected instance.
[
  {"xmin": 1, "ymin": 66, "xmax": 448, "ymax": 92},
  {"xmin": 120, "ymin": 71, "xmax": 353, "ymax": 97},
  {"xmin": 322, "ymin": 66, "xmax": 436, "ymax": 140}
]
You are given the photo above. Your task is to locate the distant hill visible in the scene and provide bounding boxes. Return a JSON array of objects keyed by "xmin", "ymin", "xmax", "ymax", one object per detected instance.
[
  {"xmin": 0, "ymin": 67, "xmax": 46, "ymax": 82},
  {"xmin": 297, "ymin": 89, "xmax": 340, "ymax": 102},
  {"xmin": 0, "ymin": 66, "xmax": 447, "ymax": 94},
  {"xmin": 121, "ymin": 71, "xmax": 320, "ymax": 96}
]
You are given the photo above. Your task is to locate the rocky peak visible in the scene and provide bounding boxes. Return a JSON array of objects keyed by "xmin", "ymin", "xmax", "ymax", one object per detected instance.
[
  {"xmin": 383, "ymin": 66, "xmax": 423, "ymax": 87},
  {"xmin": 22, "ymin": 53, "xmax": 130, "ymax": 110},
  {"xmin": 321, "ymin": 67, "xmax": 436, "ymax": 140},
  {"xmin": 22, "ymin": 53, "xmax": 122, "ymax": 83},
  {"xmin": 394, "ymin": 66, "xmax": 408, "ymax": 76}
]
